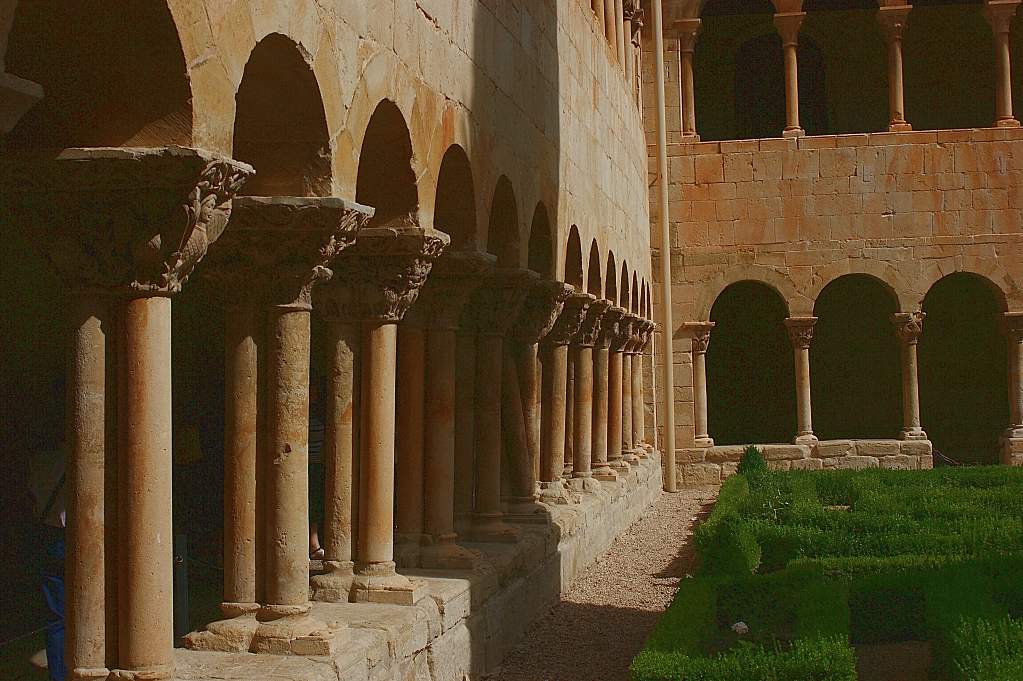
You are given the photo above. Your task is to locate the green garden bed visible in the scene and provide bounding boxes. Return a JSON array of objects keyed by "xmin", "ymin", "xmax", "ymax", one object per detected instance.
[{"xmin": 632, "ymin": 451, "xmax": 1023, "ymax": 681}]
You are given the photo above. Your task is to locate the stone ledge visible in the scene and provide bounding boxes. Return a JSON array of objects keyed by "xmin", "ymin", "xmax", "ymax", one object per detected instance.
[{"xmin": 176, "ymin": 454, "xmax": 664, "ymax": 681}]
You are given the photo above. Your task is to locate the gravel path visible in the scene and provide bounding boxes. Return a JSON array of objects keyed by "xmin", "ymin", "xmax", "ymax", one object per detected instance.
[{"xmin": 487, "ymin": 487, "xmax": 718, "ymax": 681}]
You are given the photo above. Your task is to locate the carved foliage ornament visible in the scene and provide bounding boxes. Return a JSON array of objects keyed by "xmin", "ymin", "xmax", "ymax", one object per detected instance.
[
  {"xmin": 575, "ymin": 300, "xmax": 614, "ymax": 348},
  {"xmin": 472, "ymin": 268, "xmax": 541, "ymax": 335},
  {"xmin": 514, "ymin": 280, "xmax": 574, "ymax": 344},
  {"xmin": 891, "ymin": 311, "xmax": 926, "ymax": 345},
  {"xmin": 611, "ymin": 311, "xmax": 634, "ymax": 352},
  {"xmin": 596, "ymin": 306, "xmax": 626, "ymax": 350},
  {"xmin": 1, "ymin": 147, "xmax": 252, "ymax": 296},
  {"xmin": 543, "ymin": 293, "xmax": 593, "ymax": 347},
  {"xmin": 785, "ymin": 317, "xmax": 817, "ymax": 349}
]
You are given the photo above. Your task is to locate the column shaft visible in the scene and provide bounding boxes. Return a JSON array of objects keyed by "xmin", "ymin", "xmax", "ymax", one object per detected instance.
[
  {"xmin": 472, "ymin": 333, "xmax": 518, "ymax": 541},
  {"xmin": 1006, "ymin": 314, "xmax": 1023, "ymax": 434},
  {"xmin": 322, "ymin": 321, "xmax": 359, "ymax": 568},
  {"xmin": 564, "ymin": 350, "xmax": 576, "ymax": 477},
  {"xmin": 395, "ymin": 326, "xmax": 426, "ymax": 541},
  {"xmin": 453, "ymin": 331, "xmax": 476, "ymax": 533},
  {"xmin": 118, "ymin": 295, "xmax": 174, "ymax": 679},
  {"xmin": 604, "ymin": 0, "xmax": 617, "ymax": 52},
  {"xmin": 624, "ymin": 17, "xmax": 635, "ymax": 83},
  {"xmin": 223, "ymin": 304, "xmax": 259, "ymax": 612},
  {"xmin": 676, "ymin": 20, "xmax": 701, "ymax": 139},
  {"xmin": 503, "ymin": 348, "xmax": 533, "ymax": 501},
  {"xmin": 786, "ymin": 317, "xmax": 817, "ymax": 444},
  {"xmin": 66, "ymin": 295, "xmax": 108, "ymax": 679},
  {"xmin": 594, "ymin": 0, "xmax": 605, "ymax": 28},
  {"xmin": 519, "ymin": 343, "xmax": 542, "ymax": 485},
  {"xmin": 774, "ymin": 13, "xmax": 806, "ymax": 138},
  {"xmin": 693, "ymin": 347, "xmax": 710, "ymax": 442},
  {"xmin": 573, "ymin": 346, "xmax": 594, "ymax": 478},
  {"xmin": 540, "ymin": 344, "xmax": 568, "ymax": 483},
  {"xmin": 622, "ymin": 353, "xmax": 634, "ymax": 454},
  {"xmin": 424, "ymin": 328, "xmax": 457, "ymax": 540},
  {"xmin": 632, "ymin": 346, "xmax": 646, "ymax": 450},
  {"xmin": 608, "ymin": 350, "xmax": 626, "ymax": 470},
  {"xmin": 615, "ymin": 0, "xmax": 627, "ymax": 67},
  {"xmin": 592, "ymin": 347, "xmax": 614, "ymax": 479},
  {"xmin": 987, "ymin": 2, "xmax": 1022, "ymax": 127},
  {"xmin": 879, "ymin": 7, "xmax": 911, "ymax": 131},
  {"xmin": 264, "ymin": 307, "xmax": 312, "ymax": 609}
]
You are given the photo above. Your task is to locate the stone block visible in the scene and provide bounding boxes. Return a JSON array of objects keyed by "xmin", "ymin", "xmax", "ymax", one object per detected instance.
[
  {"xmin": 791, "ymin": 458, "xmax": 824, "ymax": 471},
  {"xmin": 899, "ymin": 440, "xmax": 933, "ymax": 457},
  {"xmin": 683, "ymin": 463, "xmax": 722, "ymax": 486},
  {"xmin": 705, "ymin": 445, "xmax": 745, "ymax": 463},
  {"xmin": 678, "ymin": 448, "xmax": 707, "ymax": 463},
  {"xmin": 721, "ymin": 461, "xmax": 740, "ymax": 479},
  {"xmin": 918, "ymin": 454, "xmax": 935, "ymax": 470},
  {"xmin": 825, "ymin": 455, "xmax": 879, "ymax": 470},
  {"xmin": 762, "ymin": 444, "xmax": 808, "ymax": 461},
  {"xmin": 767, "ymin": 460, "xmax": 792, "ymax": 471},
  {"xmin": 854, "ymin": 440, "xmax": 900, "ymax": 458},
  {"xmin": 879, "ymin": 454, "xmax": 918, "ymax": 470}
]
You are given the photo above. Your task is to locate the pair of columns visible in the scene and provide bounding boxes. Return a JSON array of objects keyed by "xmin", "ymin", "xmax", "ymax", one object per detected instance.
[
  {"xmin": 592, "ymin": 0, "xmax": 629, "ymax": 71},
  {"xmin": 880, "ymin": 1, "xmax": 1022, "ymax": 131},
  {"xmin": 3, "ymin": 148, "xmax": 252, "ymax": 681},
  {"xmin": 1003, "ymin": 313, "xmax": 1023, "ymax": 455},
  {"xmin": 685, "ymin": 312, "xmax": 930, "ymax": 448}
]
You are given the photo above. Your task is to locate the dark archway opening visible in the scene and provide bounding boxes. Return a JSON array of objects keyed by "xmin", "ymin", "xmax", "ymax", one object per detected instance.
[
  {"xmin": 356, "ymin": 100, "xmax": 418, "ymax": 224},
  {"xmin": 707, "ymin": 281, "xmax": 796, "ymax": 445},
  {"xmin": 587, "ymin": 241, "xmax": 602, "ymax": 297},
  {"xmin": 435, "ymin": 145, "xmax": 478, "ymax": 251},
  {"xmin": 565, "ymin": 226, "xmax": 584, "ymax": 288},
  {"xmin": 621, "ymin": 263, "xmax": 631, "ymax": 311},
  {"xmin": 605, "ymin": 253, "xmax": 618, "ymax": 304},
  {"xmin": 6, "ymin": 1, "xmax": 192, "ymax": 149},
  {"xmin": 920, "ymin": 273, "xmax": 1009, "ymax": 465},
  {"xmin": 487, "ymin": 177, "xmax": 520, "ymax": 267},
  {"xmin": 528, "ymin": 204, "xmax": 554, "ymax": 278},
  {"xmin": 234, "ymin": 34, "xmax": 331, "ymax": 197},
  {"xmin": 810, "ymin": 275, "xmax": 901, "ymax": 440},
  {"xmin": 734, "ymin": 32, "xmax": 828, "ymax": 139}
]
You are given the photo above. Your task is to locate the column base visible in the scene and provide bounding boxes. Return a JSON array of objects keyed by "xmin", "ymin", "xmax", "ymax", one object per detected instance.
[
  {"xmin": 693, "ymin": 437, "xmax": 715, "ymax": 448},
  {"xmin": 622, "ymin": 449, "xmax": 640, "ymax": 464},
  {"xmin": 310, "ymin": 560, "xmax": 355, "ymax": 602},
  {"xmin": 592, "ymin": 465, "xmax": 618, "ymax": 481},
  {"xmin": 251, "ymin": 605, "xmax": 346, "ymax": 656},
  {"xmin": 898, "ymin": 428, "xmax": 929, "ymax": 441},
  {"xmin": 454, "ymin": 512, "xmax": 473, "ymax": 537},
  {"xmin": 782, "ymin": 126, "xmax": 805, "ymax": 138},
  {"xmin": 568, "ymin": 476, "xmax": 602, "ymax": 493},
  {"xmin": 71, "ymin": 667, "xmax": 111, "ymax": 681},
  {"xmin": 183, "ymin": 611, "xmax": 260, "ymax": 653},
  {"xmin": 502, "ymin": 500, "xmax": 553, "ymax": 524},
  {"xmin": 351, "ymin": 564, "xmax": 428, "ymax": 605},
  {"xmin": 996, "ymin": 118, "xmax": 1022, "ymax": 128},
  {"xmin": 794, "ymin": 433, "xmax": 818, "ymax": 445},
  {"xmin": 109, "ymin": 664, "xmax": 174, "ymax": 681},
  {"xmin": 470, "ymin": 513, "xmax": 521, "ymax": 543},
  {"xmin": 420, "ymin": 537, "xmax": 483, "ymax": 569},
  {"xmin": 1002, "ymin": 436, "xmax": 1023, "ymax": 466},
  {"xmin": 538, "ymin": 480, "xmax": 574, "ymax": 505},
  {"xmin": 681, "ymin": 132, "xmax": 702, "ymax": 142},
  {"xmin": 633, "ymin": 446, "xmax": 651, "ymax": 459},
  {"xmin": 888, "ymin": 122, "xmax": 912, "ymax": 132},
  {"xmin": 395, "ymin": 533, "xmax": 427, "ymax": 569}
]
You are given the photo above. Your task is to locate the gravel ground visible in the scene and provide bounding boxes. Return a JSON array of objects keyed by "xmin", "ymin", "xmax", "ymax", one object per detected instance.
[{"xmin": 486, "ymin": 487, "xmax": 718, "ymax": 681}]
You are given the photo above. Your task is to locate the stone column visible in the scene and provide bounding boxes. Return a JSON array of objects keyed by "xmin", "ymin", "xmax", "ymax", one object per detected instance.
[
  {"xmin": 615, "ymin": 0, "xmax": 628, "ymax": 68},
  {"xmin": 624, "ymin": 2, "xmax": 637, "ymax": 84},
  {"xmin": 985, "ymin": 0, "xmax": 1022, "ymax": 128},
  {"xmin": 593, "ymin": 306, "xmax": 625, "ymax": 480},
  {"xmin": 334, "ymin": 223, "xmax": 447, "ymax": 604},
  {"xmin": 675, "ymin": 18, "xmax": 702, "ymax": 140},
  {"xmin": 414, "ymin": 251, "xmax": 492, "ymax": 569},
  {"xmin": 633, "ymin": 7, "xmax": 646, "ymax": 107},
  {"xmin": 470, "ymin": 268, "xmax": 539, "ymax": 541},
  {"xmin": 878, "ymin": 5, "xmax": 913, "ymax": 132},
  {"xmin": 594, "ymin": 0, "xmax": 605, "ymax": 30},
  {"xmin": 636, "ymin": 320, "xmax": 655, "ymax": 453},
  {"xmin": 774, "ymin": 11, "xmax": 807, "ymax": 138},
  {"xmin": 629, "ymin": 320, "xmax": 647, "ymax": 456},
  {"xmin": 539, "ymin": 293, "xmax": 592, "ymax": 503},
  {"xmin": 892, "ymin": 312, "xmax": 927, "ymax": 441},
  {"xmin": 604, "ymin": 0, "xmax": 618, "ymax": 55},
  {"xmin": 609, "ymin": 308, "xmax": 634, "ymax": 469},
  {"xmin": 507, "ymin": 281, "xmax": 574, "ymax": 516},
  {"xmin": 564, "ymin": 348, "xmax": 576, "ymax": 478},
  {"xmin": 683, "ymin": 322, "xmax": 715, "ymax": 447},
  {"xmin": 1003, "ymin": 312, "xmax": 1023, "ymax": 464},
  {"xmin": 454, "ymin": 321, "xmax": 477, "ymax": 535},
  {"xmin": 622, "ymin": 314, "xmax": 637, "ymax": 458},
  {"xmin": 572, "ymin": 300, "xmax": 612, "ymax": 492},
  {"xmin": 65, "ymin": 293, "xmax": 110, "ymax": 681},
  {"xmin": 394, "ymin": 320, "xmax": 426, "ymax": 563},
  {"xmin": 4, "ymin": 149, "xmax": 253, "ymax": 678},
  {"xmin": 785, "ymin": 316, "xmax": 818, "ymax": 444}
]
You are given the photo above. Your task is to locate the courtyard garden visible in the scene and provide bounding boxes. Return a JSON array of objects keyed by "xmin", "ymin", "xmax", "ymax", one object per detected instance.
[{"xmin": 631, "ymin": 451, "xmax": 1023, "ymax": 681}]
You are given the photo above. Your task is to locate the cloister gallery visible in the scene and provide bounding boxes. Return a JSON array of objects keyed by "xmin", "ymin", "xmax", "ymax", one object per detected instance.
[{"xmin": 0, "ymin": 0, "xmax": 1020, "ymax": 680}]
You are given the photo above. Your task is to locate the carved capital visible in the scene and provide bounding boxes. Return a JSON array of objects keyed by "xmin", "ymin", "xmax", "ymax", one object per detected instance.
[
  {"xmin": 773, "ymin": 12, "xmax": 806, "ymax": 46},
  {"xmin": 543, "ymin": 292, "xmax": 595, "ymax": 347},
  {"xmin": 1004, "ymin": 311, "xmax": 1023, "ymax": 342},
  {"xmin": 595, "ymin": 306, "xmax": 626, "ymax": 350},
  {"xmin": 784, "ymin": 316, "xmax": 817, "ymax": 349},
  {"xmin": 877, "ymin": 5, "xmax": 912, "ymax": 40},
  {"xmin": 985, "ymin": 0, "xmax": 1021, "ymax": 34},
  {"xmin": 407, "ymin": 250, "xmax": 496, "ymax": 330},
  {"xmin": 640, "ymin": 319, "xmax": 657, "ymax": 351},
  {"xmin": 574, "ymin": 299, "xmax": 614, "ymax": 349},
  {"xmin": 468, "ymin": 267, "xmax": 541, "ymax": 336},
  {"xmin": 891, "ymin": 311, "xmax": 926, "ymax": 345},
  {"xmin": 513, "ymin": 280, "xmax": 575, "ymax": 344},
  {"xmin": 683, "ymin": 321, "xmax": 715, "ymax": 354},
  {"xmin": 611, "ymin": 309, "xmax": 635, "ymax": 353},
  {"xmin": 318, "ymin": 215, "xmax": 449, "ymax": 323},
  {"xmin": 207, "ymin": 196, "xmax": 368, "ymax": 309},
  {"xmin": 673, "ymin": 18, "xmax": 702, "ymax": 53},
  {"xmin": 1, "ymin": 146, "xmax": 253, "ymax": 296}
]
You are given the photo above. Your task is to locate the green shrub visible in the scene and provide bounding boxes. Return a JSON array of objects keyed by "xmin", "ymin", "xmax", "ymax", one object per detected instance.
[
  {"xmin": 948, "ymin": 617, "xmax": 1023, "ymax": 681},
  {"xmin": 699, "ymin": 517, "xmax": 761, "ymax": 577},
  {"xmin": 737, "ymin": 445, "xmax": 768, "ymax": 480},
  {"xmin": 644, "ymin": 579, "xmax": 717, "ymax": 656}
]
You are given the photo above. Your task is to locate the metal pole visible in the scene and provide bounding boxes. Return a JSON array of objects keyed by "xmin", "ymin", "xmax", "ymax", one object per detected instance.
[{"xmin": 651, "ymin": 0, "xmax": 677, "ymax": 492}]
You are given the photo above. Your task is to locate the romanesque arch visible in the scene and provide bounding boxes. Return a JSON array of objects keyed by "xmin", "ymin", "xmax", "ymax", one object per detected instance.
[
  {"xmin": 435, "ymin": 145, "xmax": 478, "ymax": 251},
  {"xmin": 587, "ymin": 241, "xmax": 603, "ymax": 296},
  {"xmin": 487, "ymin": 177, "xmax": 521, "ymax": 267},
  {"xmin": 356, "ymin": 100, "xmax": 419, "ymax": 225},
  {"xmin": 621, "ymin": 262, "xmax": 631, "ymax": 310},
  {"xmin": 696, "ymin": 265, "xmax": 802, "ymax": 319},
  {"xmin": 810, "ymin": 274, "xmax": 902, "ymax": 440},
  {"xmin": 606, "ymin": 252, "xmax": 619, "ymax": 304},
  {"xmin": 920, "ymin": 272, "xmax": 1009, "ymax": 464},
  {"xmin": 566, "ymin": 226, "xmax": 584, "ymax": 289},
  {"xmin": 707, "ymin": 280, "xmax": 796, "ymax": 445},
  {"xmin": 6, "ymin": 1, "xmax": 192, "ymax": 148},
  {"xmin": 233, "ymin": 33, "xmax": 331, "ymax": 197},
  {"xmin": 528, "ymin": 203, "xmax": 555, "ymax": 278},
  {"xmin": 632, "ymin": 272, "xmax": 640, "ymax": 313}
]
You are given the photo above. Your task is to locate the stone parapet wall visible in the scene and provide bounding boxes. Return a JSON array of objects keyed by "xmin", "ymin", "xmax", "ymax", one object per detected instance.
[
  {"xmin": 678, "ymin": 439, "xmax": 934, "ymax": 487},
  {"xmin": 176, "ymin": 454, "xmax": 663, "ymax": 681}
]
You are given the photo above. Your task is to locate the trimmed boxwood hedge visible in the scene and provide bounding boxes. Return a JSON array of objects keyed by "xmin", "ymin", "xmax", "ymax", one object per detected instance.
[{"xmin": 632, "ymin": 458, "xmax": 1023, "ymax": 680}]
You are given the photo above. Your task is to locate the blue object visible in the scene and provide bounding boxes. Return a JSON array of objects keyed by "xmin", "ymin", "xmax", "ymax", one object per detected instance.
[{"xmin": 41, "ymin": 533, "xmax": 66, "ymax": 681}]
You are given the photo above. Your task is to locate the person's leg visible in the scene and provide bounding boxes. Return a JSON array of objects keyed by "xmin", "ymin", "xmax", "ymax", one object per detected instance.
[{"xmin": 41, "ymin": 534, "xmax": 66, "ymax": 681}]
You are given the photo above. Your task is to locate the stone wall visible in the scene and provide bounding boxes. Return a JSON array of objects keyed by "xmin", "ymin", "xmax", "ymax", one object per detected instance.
[
  {"xmin": 177, "ymin": 454, "xmax": 664, "ymax": 681},
  {"xmin": 647, "ymin": 127, "xmax": 1023, "ymax": 451},
  {"xmin": 678, "ymin": 440, "xmax": 934, "ymax": 487}
]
